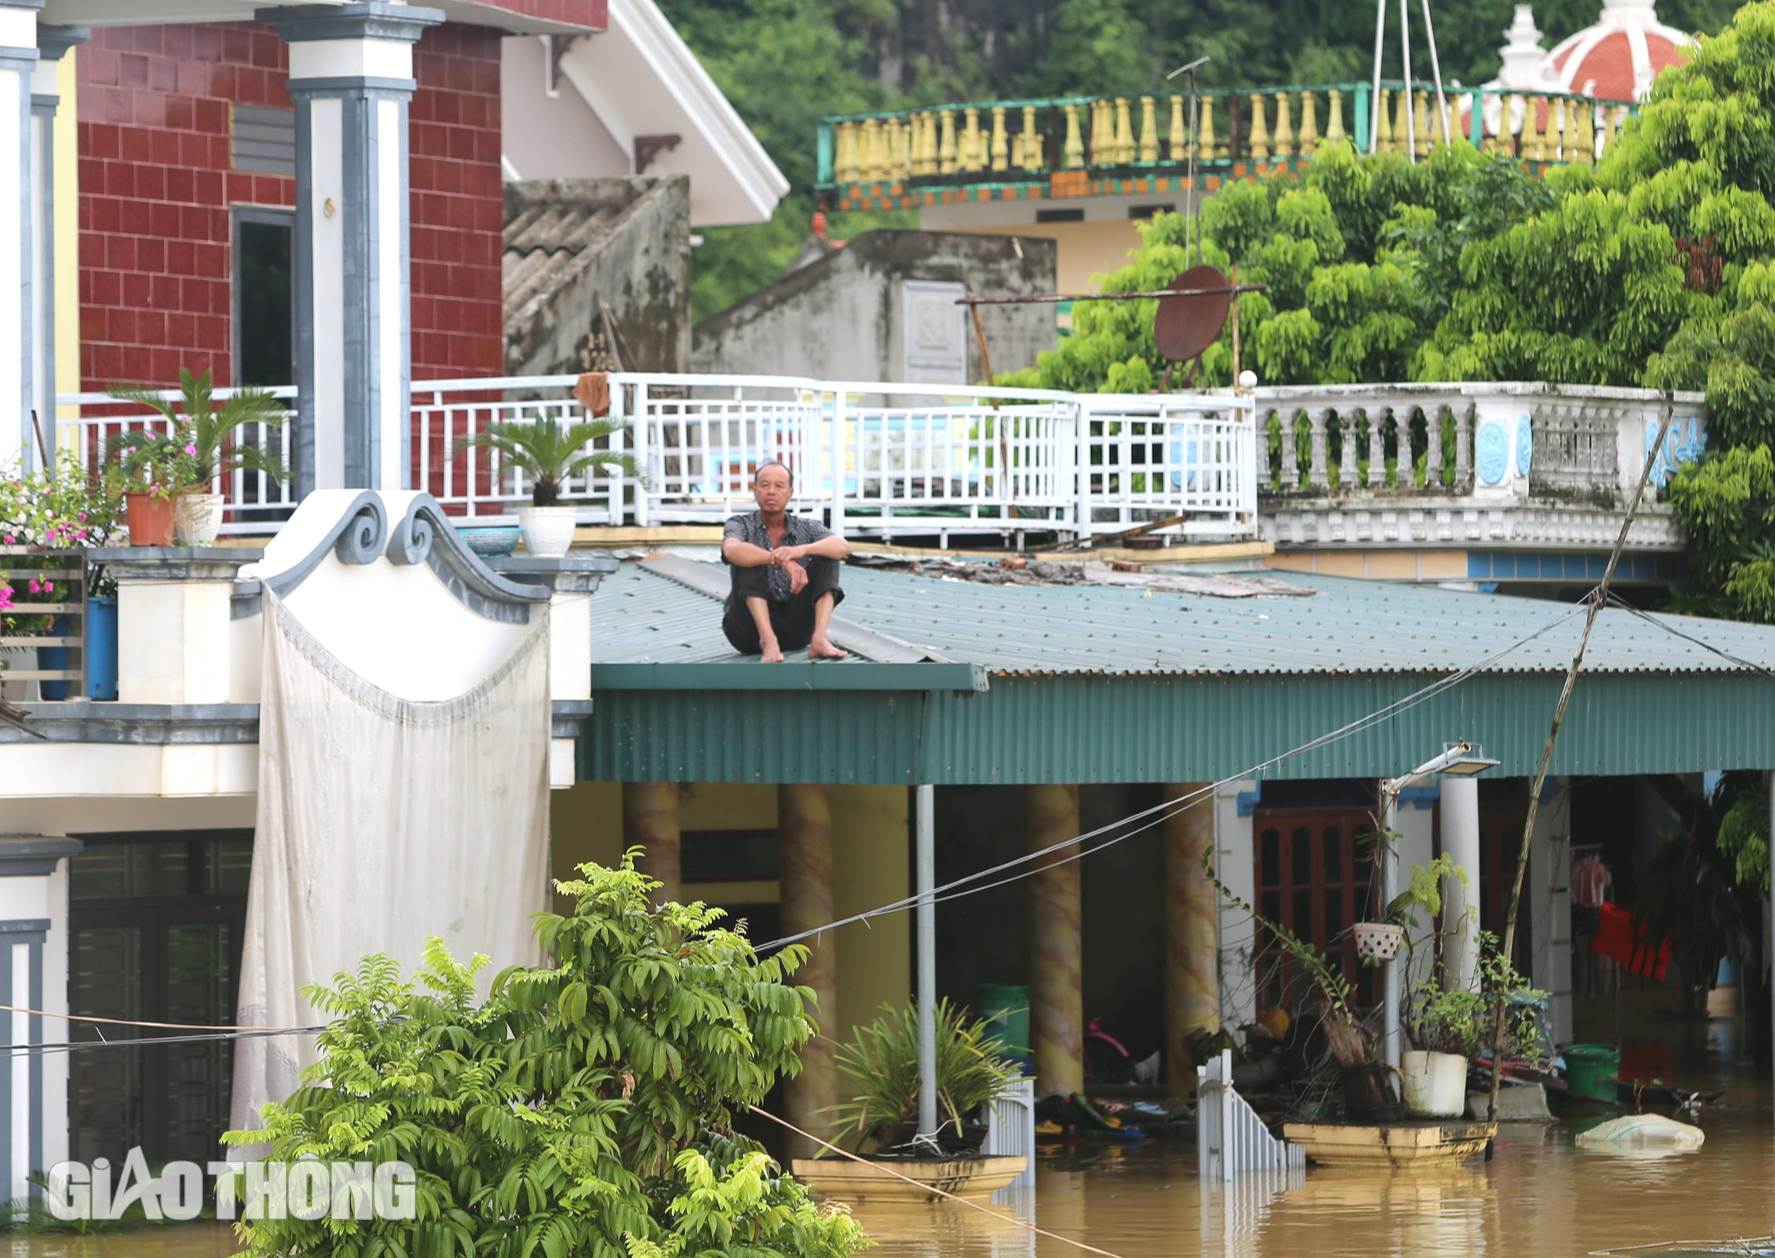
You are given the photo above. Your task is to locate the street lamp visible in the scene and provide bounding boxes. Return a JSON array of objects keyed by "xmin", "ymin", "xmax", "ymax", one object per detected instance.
[{"xmin": 1377, "ymin": 743, "xmax": 1499, "ymax": 1071}]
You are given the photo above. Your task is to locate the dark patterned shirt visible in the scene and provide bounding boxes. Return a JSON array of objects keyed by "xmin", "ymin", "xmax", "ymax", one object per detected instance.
[{"xmin": 723, "ymin": 510, "xmax": 833, "ymax": 602}]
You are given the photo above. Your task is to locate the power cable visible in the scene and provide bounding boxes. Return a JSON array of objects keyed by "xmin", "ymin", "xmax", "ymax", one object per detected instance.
[{"xmin": 0, "ymin": 593, "xmax": 1596, "ymax": 1058}]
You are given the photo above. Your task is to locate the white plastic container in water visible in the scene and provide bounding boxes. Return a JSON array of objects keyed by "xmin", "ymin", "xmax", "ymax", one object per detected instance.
[{"xmin": 1401, "ymin": 1050, "xmax": 1468, "ymax": 1117}]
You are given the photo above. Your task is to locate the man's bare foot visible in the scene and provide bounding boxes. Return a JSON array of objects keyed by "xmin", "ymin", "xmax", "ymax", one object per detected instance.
[
  {"xmin": 808, "ymin": 637, "xmax": 849, "ymax": 660},
  {"xmin": 760, "ymin": 643, "xmax": 785, "ymax": 663}
]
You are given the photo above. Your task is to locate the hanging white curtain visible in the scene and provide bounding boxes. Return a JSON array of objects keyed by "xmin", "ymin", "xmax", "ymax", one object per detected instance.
[{"xmin": 230, "ymin": 587, "xmax": 552, "ymax": 1142}]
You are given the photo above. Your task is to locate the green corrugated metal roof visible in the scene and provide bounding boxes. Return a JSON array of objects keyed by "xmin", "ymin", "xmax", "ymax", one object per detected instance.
[
  {"xmin": 593, "ymin": 560, "xmax": 1775, "ymax": 677},
  {"xmin": 579, "ymin": 558, "xmax": 1775, "ymax": 785}
]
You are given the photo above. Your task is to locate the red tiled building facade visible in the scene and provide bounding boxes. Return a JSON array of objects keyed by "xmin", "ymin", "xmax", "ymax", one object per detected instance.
[{"xmin": 76, "ymin": 20, "xmax": 505, "ymax": 393}]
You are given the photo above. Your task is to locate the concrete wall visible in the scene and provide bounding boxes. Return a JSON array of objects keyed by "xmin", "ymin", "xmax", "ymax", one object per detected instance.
[
  {"xmin": 505, "ymin": 177, "xmax": 691, "ymax": 376},
  {"xmin": 692, "ymin": 229, "xmax": 1058, "ymax": 384}
]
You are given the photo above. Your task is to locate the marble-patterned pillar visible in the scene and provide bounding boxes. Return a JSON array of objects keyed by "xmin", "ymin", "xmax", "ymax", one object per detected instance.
[
  {"xmin": 261, "ymin": 2, "xmax": 443, "ymax": 493},
  {"xmin": 1029, "ymin": 784, "xmax": 1083, "ymax": 1096},
  {"xmin": 623, "ymin": 782, "xmax": 680, "ymax": 906},
  {"xmin": 779, "ymin": 784, "xmax": 836, "ymax": 1155},
  {"xmin": 1163, "ymin": 783, "xmax": 1218, "ymax": 1093}
]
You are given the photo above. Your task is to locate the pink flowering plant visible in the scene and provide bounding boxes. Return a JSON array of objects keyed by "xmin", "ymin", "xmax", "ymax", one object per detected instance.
[
  {"xmin": 0, "ymin": 451, "xmax": 127, "ymax": 646},
  {"xmin": 108, "ymin": 368, "xmax": 287, "ymax": 495},
  {"xmin": 111, "ymin": 427, "xmax": 203, "ymax": 502}
]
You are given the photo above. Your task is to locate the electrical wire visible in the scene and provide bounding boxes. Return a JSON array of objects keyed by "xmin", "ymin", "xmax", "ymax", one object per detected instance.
[
  {"xmin": 756, "ymin": 596, "xmax": 1592, "ymax": 950},
  {"xmin": 0, "ymin": 593, "xmax": 1598, "ymax": 1058},
  {"xmin": 747, "ymin": 1103, "xmax": 1127, "ymax": 1258},
  {"xmin": 1603, "ymin": 593, "xmax": 1775, "ymax": 682}
]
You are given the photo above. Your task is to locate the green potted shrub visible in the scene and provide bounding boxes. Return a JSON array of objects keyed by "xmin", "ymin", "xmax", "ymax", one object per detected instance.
[
  {"xmin": 1204, "ymin": 854, "xmax": 1399, "ymax": 1119},
  {"xmin": 108, "ymin": 368, "xmax": 287, "ymax": 545},
  {"xmin": 827, "ymin": 998, "xmax": 1022, "ymax": 1156},
  {"xmin": 454, "ymin": 412, "xmax": 642, "ymax": 557}
]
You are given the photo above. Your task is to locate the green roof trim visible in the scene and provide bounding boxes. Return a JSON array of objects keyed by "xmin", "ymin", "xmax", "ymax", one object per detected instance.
[
  {"xmin": 581, "ymin": 559, "xmax": 1775, "ymax": 787},
  {"xmin": 590, "ymin": 662, "xmax": 988, "ymax": 693},
  {"xmin": 578, "ymin": 671, "xmax": 1775, "ymax": 786}
]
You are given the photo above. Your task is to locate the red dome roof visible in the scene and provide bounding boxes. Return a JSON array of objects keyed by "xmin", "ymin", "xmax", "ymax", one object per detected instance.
[{"xmin": 1545, "ymin": 3, "xmax": 1693, "ymax": 101}]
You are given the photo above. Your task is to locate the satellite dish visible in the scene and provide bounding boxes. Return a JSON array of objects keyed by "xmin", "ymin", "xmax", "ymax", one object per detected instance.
[{"xmin": 1153, "ymin": 265, "xmax": 1232, "ymax": 363}]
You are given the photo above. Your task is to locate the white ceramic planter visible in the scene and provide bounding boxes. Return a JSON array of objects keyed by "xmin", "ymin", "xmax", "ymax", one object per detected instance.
[
  {"xmin": 1401, "ymin": 1049, "xmax": 1468, "ymax": 1117},
  {"xmin": 517, "ymin": 505, "xmax": 578, "ymax": 557},
  {"xmin": 1353, "ymin": 921, "xmax": 1404, "ymax": 960},
  {"xmin": 173, "ymin": 491, "xmax": 226, "ymax": 545}
]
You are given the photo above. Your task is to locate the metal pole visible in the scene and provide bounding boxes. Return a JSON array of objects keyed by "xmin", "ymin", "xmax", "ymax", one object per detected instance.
[
  {"xmin": 1187, "ymin": 71, "xmax": 1201, "ymax": 268},
  {"xmin": 1398, "ymin": 0, "xmax": 1416, "ymax": 160},
  {"xmin": 916, "ymin": 783, "xmax": 938, "ymax": 1137},
  {"xmin": 1369, "ymin": 0, "xmax": 1386, "ymax": 154},
  {"xmin": 1381, "ymin": 787, "xmax": 1402, "ymax": 1069},
  {"xmin": 1419, "ymin": 0, "xmax": 1451, "ymax": 145},
  {"xmin": 1768, "ymin": 771, "xmax": 1773, "ymax": 1102}
]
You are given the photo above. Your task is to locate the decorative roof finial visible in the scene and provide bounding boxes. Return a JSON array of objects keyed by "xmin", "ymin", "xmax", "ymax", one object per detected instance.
[{"xmin": 1497, "ymin": 4, "xmax": 1549, "ymax": 90}]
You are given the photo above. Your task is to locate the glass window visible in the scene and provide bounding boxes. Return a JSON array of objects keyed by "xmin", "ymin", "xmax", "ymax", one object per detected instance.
[{"xmin": 236, "ymin": 213, "xmax": 294, "ymax": 387}]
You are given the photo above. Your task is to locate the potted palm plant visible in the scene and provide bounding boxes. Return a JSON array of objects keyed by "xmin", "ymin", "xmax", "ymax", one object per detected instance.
[
  {"xmin": 826, "ymin": 998, "xmax": 1022, "ymax": 1156},
  {"xmin": 108, "ymin": 368, "xmax": 287, "ymax": 545},
  {"xmin": 454, "ymin": 412, "xmax": 642, "ymax": 557}
]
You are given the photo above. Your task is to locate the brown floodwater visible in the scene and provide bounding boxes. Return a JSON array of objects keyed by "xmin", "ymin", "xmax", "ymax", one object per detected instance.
[{"xmin": 14, "ymin": 1020, "xmax": 1771, "ymax": 1258}]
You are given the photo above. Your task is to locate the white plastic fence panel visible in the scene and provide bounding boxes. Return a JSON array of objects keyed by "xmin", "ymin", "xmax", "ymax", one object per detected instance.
[
  {"xmin": 1196, "ymin": 1049, "xmax": 1304, "ymax": 1182},
  {"xmin": 983, "ymin": 1076, "xmax": 1036, "ymax": 1190}
]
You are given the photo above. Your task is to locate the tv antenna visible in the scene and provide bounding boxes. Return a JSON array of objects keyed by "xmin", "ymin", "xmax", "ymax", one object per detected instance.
[
  {"xmin": 1369, "ymin": 0, "xmax": 1451, "ymax": 159},
  {"xmin": 1165, "ymin": 55, "xmax": 1210, "ymax": 269}
]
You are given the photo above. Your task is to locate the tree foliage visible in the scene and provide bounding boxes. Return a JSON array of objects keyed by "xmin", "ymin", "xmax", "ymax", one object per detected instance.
[
  {"xmin": 659, "ymin": 0, "xmax": 1736, "ymax": 321},
  {"xmin": 225, "ymin": 856, "xmax": 870, "ymax": 1258},
  {"xmin": 1001, "ymin": 141, "xmax": 1554, "ymax": 391}
]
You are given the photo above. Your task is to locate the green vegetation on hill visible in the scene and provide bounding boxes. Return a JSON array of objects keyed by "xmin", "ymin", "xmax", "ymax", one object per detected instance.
[{"xmin": 660, "ymin": 0, "xmax": 1737, "ymax": 320}]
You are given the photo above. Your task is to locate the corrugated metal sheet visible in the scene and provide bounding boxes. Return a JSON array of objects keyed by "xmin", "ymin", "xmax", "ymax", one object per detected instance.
[
  {"xmin": 582, "ymin": 559, "xmax": 1775, "ymax": 784},
  {"xmin": 579, "ymin": 672, "xmax": 1775, "ymax": 785},
  {"xmin": 594, "ymin": 560, "xmax": 1775, "ymax": 677}
]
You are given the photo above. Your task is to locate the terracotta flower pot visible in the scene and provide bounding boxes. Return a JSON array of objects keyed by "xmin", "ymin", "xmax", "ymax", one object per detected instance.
[{"xmin": 124, "ymin": 492, "xmax": 176, "ymax": 547}]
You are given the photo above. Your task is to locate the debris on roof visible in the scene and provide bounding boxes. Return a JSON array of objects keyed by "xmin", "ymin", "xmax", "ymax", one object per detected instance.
[{"xmin": 847, "ymin": 553, "xmax": 1315, "ymax": 597}]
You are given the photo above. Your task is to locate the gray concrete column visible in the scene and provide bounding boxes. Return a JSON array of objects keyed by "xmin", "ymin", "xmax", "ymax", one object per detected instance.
[
  {"xmin": 1440, "ymin": 776, "xmax": 1481, "ymax": 990},
  {"xmin": 0, "ymin": 1, "xmax": 42, "ymax": 465},
  {"xmin": 28, "ymin": 24, "xmax": 83, "ymax": 467},
  {"xmin": 258, "ymin": 3, "xmax": 442, "ymax": 495}
]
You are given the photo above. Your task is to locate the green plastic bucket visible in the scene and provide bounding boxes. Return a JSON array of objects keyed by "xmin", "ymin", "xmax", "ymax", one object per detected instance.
[
  {"xmin": 1564, "ymin": 1044, "xmax": 1620, "ymax": 1101},
  {"xmin": 973, "ymin": 983, "xmax": 1031, "ymax": 1060}
]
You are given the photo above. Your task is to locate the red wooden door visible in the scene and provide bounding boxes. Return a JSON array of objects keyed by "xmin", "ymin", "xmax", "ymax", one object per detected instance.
[{"xmin": 1252, "ymin": 808, "xmax": 1381, "ymax": 1015}]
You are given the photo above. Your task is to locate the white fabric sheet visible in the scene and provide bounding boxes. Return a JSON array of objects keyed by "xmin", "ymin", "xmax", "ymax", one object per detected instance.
[{"xmin": 229, "ymin": 588, "xmax": 551, "ymax": 1144}]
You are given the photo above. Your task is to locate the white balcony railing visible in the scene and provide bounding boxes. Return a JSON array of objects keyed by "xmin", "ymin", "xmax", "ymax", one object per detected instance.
[{"xmin": 56, "ymin": 373, "xmax": 1261, "ymax": 543}]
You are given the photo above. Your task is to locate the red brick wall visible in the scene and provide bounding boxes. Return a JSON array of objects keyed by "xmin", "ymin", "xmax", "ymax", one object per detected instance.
[
  {"xmin": 410, "ymin": 23, "xmax": 504, "ymax": 380},
  {"xmin": 78, "ymin": 23, "xmax": 292, "ymax": 390},
  {"xmin": 76, "ymin": 21, "xmax": 504, "ymax": 392}
]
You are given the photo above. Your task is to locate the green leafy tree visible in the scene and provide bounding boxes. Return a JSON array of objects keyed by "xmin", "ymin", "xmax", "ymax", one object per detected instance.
[
  {"xmin": 225, "ymin": 856, "xmax": 870, "ymax": 1258},
  {"xmin": 1001, "ymin": 140, "xmax": 1548, "ymax": 392}
]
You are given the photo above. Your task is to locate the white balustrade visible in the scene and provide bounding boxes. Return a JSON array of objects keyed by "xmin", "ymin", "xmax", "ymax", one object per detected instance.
[
  {"xmin": 59, "ymin": 373, "xmax": 1259, "ymax": 542},
  {"xmin": 1255, "ymin": 383, "xmax": 1705, "ymax": 505},
  {"xmin": 60, "ymin": 376, "xmax": 1694, "ymax": 545},
  {"xmin": 56, "ymin": 386, "xmax": 298, "ymax": 532}
]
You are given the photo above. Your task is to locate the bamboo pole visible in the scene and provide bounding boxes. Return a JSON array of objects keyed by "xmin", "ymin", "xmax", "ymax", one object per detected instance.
[{"xmin": 1487, "ymin": 401, "xmax": 1675, "ymax": 1122}]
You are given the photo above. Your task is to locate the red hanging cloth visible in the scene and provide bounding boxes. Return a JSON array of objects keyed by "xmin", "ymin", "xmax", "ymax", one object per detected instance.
[{"xmin": 1589, "ymin": 901, "xmax": 1673, "ymax": 981}]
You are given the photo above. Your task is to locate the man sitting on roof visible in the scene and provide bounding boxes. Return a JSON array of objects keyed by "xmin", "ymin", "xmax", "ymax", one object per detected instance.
[{"xmin": 721, "ymin": 461, "xmax": 851, "ymax": 662}]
